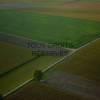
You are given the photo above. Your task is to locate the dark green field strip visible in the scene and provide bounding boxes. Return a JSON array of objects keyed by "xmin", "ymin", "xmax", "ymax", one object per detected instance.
[
  {"xmin": 0, "ymin": 56, "xmax": 62, "ymax": 95},
  {"xmin": 0, "ymin": 10, "xmax": 100, "ymax": 48}
]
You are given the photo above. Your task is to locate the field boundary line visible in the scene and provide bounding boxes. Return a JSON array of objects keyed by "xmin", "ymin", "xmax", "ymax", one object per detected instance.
[
  {"xmin": 3, "ymin": 37, "xmax": 100, "ymax": 97},
  {"xmin": 42, "ymin": 37, "xmax": 100, "ymax": 72},
  {"xmin": 0, "ymin": 56, "xmax": 39, "ymax": 78},
  {"xmin": 3, "ymin": 34, "xmax": 100, "ymax": 97},
  {"xmin": 0, "ymin": 32, "xmax": 76, "ymax": 50},
  {"xmin": 0, "ymin": 32, "xmax": 69, "ymax": 56},
  {"xmin": 3, "ymin": 78, "xmax": 33, "ymax": 97}
]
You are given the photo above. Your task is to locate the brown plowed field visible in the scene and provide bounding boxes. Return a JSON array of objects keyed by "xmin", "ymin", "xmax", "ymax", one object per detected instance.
[
  {"xmin": 16, "ymin": 2, "xmax": 100, "ymax": 21},
  {"xmin": 62, "ymin": 3, "xmax": 100, "ymax": 10},
  {"xmin": 5, "ymin": 82, "xmax": 90, "ymax": 100}
]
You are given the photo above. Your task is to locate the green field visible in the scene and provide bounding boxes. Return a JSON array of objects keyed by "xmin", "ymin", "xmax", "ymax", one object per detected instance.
[
  {"xmin": 0, "ymin": 0, "xmax": 100, "ymax": 98},
  {"xmin": 0, "ymin": 55, "xmax": 62, "ymax": 95},
  {"xmin": 0, "ymin": 41, "xmax": 35, "ymax": 75},
  {"xmin": 5, "ymin": 82, "xmax": 90, "ymax": 100},
  {"xmin": 0, "ymin": 10, "xmax": 100, "ymax": 48}
]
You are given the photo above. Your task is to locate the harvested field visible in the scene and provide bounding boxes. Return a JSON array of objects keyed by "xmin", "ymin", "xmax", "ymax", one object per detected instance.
[
  {"xmin": 37, "ymin": 10, "xmax": 100, "ymax": 21},
  {"xmin": 62, "ymin": 3, "xmax": 100, "ymax": 10},
  {"xmin": 44, "ymin": 70, "xmax": 100, "ymax": 99},
  {"xmin": 45, "ymin": 39, "xmax": 100, "ymax": 82},
  {"xmin": 43, "ymin": 39, "xmax": 100, "ymax": 100},
  {"xmin": 30, "ymin": 2, "xmax": 100, "ymax": 21},
  {"xmin": 5, "ymin": 82, "xmax": 90, "ymax": 100},
  {"xmin": 0, "ymin": 0, "xmax": 100, "ymax": 99},
  {"xmin": 0, "ymin": 0, "xmax": 100, "ymax": 20}
]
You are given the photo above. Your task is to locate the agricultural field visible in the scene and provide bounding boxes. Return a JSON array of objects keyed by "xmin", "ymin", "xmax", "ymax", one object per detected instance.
[
  {"xmin": 0, "ymin": 41, "xmax": 35, "ymax": 75},
  {"xmin": 35, "ymin": 3, "xmax": 100, "ymax": 21},
  {"xmin": 0, "ymin": 0, "xmax": 100, "ymax": 48},
  {"xmin": 0, "ymin": 0, "xmax": 100, "ymax": 21},
  {"xmin": 0, "ymin": 54, "xmax": 62, "ymax": 95},
  {"xmin": 47, "ymin": 39, "xmax": 100, "ymax": 81},
  {"xmin": 5, "ymin": 82, "xmax": 90, "ymax": 100},
  {"xmin": 0, "ymin": 0, "xmax": 100, "ymax": 3},
  {"xmin": 0, "ymin": 0, "xmax": 100, "ymax": 99},
  {"xmin": 43, "ymin": 39, "xmax": 100, "ymax": 100},
  {"xmin": 0, "ymin": 10, "xmax": 100, "ymax": 48},
  {"xmin": 0, "ymin": 0, "xmax": 33, "ymax": 3}
]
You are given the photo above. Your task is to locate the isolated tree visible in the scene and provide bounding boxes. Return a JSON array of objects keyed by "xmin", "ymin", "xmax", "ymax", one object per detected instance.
[
  {"xmin": 34, "ymin": 70, "xmax": 43, "ymax": 81},
  {"xmin": 0, "ymin": 94, "xmax": 3, "ymax": 100}
]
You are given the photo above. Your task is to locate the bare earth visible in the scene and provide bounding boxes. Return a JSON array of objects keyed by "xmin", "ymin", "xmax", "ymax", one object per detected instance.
[
  {"xmin": 0, "ymin": 2, "xmax": 100, "ymax": 21},
  {"xmin": 45, "ymin": 71, "xmax": 100, "ymax": 100},
  {"xmin": 62, "ymin": 2, "xmax": 100, "ymax": 10}
]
